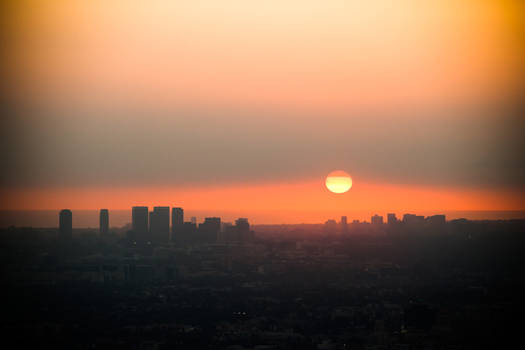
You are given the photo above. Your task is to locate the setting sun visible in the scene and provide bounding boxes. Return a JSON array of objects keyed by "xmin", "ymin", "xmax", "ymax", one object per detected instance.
[{"xmin": 325, "ymin": 170, "xmax": 353, "ymax": 194}]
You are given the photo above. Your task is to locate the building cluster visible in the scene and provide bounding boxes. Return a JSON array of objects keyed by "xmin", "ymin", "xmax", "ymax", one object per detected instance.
[
  {"xmin": 6, "ymin": 211, "xmax": 525, "ymax": 349},
  {"xmin": 59, "ymin": 207, "xmax": 253, "ymax": 244},
  {"xmin": 6, "ymin": 218, "xmax": 525, "ymax": 349},
  {"xmin": 325, "ymin": 212, "xmax": 447, "ymax": 234}
]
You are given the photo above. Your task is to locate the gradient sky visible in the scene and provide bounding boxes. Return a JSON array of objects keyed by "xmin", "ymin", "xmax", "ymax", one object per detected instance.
[{"xmin": 2, "ymin": 0, "xmax": 525, "ymax": 222}]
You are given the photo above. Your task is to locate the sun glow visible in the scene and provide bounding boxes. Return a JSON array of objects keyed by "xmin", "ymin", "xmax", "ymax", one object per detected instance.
[{"xmin": 325, "ymin": 170, "xmax": 353, "ymax": 194}]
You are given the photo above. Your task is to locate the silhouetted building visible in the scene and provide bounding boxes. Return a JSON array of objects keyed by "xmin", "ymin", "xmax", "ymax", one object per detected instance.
[
  {"xmin": 371, "ymin": 214, "xmax": 384, "ymax": 225},
  {"xmin": 182, "ymin": 222, "xmax": 197, "ymax": 234},
  {"xmin": 236, "ymin": 218, "xmax": 250, "ymax": 234},
  {"xmin": 426, "ymin": 214, "xmax": 446, "ymax": 225},
  {"xmin": 340, "ymin": 216, "xmax": 348, "ymax": 230},
  {"xmin": 220, "ymin": 218, "xmax": 252, "ymax": 243},
  {"xmin": 191, "ymin": 216, "xmax": 197, "ymax": 225},
  {"xmin": 171, "ymin": 221, "xmax": 196, "ymax": 244},
  {"xmin": 199, "ymin": 217, "xmax": 221, "ymax": 243},
  {"xmin": 59, "ymin": 209, "xmax": 72, "ymax": 239},
  {"xmin": 221, "ymin": 221, "xmax": 233, "ymax": 232},
  {"xmin": 426, "ymin": 214, "xmax": 446, "ymax": 233},
  {"xmin": 387, "ymin": 213, "xmax": 397, "ymax": 225},
  {"xmin": 171, "ymin": 207, "xmax": 183, "ymax": 240},
  {"xmin": 100, "ymin": 209, "xmax": 109, "ymax": 235},
  {"xmin": 201, "ymin": 217, "xmax": 221, "ymax": 231},
  {"xmin": 402, "ymin": 213, "xmax": 426, "ymax": 234},
  {"xmin": 150, "ymin": 206, "xmax": 169, "ymax": 244},
  {"xmin": 132, "ymin": 206, "xmax": 149, "ymax": 241},
  {"xmin": 403, "ymin": 213, "xmax": 425, "ymax": 224},
  {"xmin": 236, "ymin": 217, "xmax": 253, "ymax": 241}
]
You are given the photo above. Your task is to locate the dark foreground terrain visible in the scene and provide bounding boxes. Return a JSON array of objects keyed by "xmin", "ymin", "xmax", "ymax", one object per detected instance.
[{"xmin": 1, "ymin": 220, "xmax": 524, "ymax": 349}]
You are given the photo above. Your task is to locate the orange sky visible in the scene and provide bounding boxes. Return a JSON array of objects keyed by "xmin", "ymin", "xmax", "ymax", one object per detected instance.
[
  {"xmin": 2, "ymin": 0, "xmax": 525, "ymax": 221},
  {"xmin": 3, "ymin": 179, "xmax": 524, "ymax": 223},
  {"xmin": 6, "ymin": 0, "xmax": 524, "ymax": 113}
]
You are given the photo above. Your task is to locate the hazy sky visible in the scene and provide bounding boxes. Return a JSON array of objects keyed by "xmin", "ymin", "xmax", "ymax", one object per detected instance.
[{"xmin": 2, "ymin": 0, "xmax": 524, "ymax": 217}]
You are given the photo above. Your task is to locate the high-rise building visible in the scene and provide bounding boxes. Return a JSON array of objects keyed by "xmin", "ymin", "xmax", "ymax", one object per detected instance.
[
  {"xmin": 237, "ymin": 217, "xmax": 254, "ymax": 241},
  {"xmin": 132, "ymin": 206, "xmax": 149, "ymax": 240},
  {"xmin": 199, "ymin": 217, "xmax": 221, "ymax": 243},
  {"xmin": 100, "ymin": 209, "xmax": 109, "ymax": 234},
  {"xmin": 191, "ymin": 216, "xmax": 197, "ymax": 225},
  {"xmin": 150, "ymin": 206, "xmax": 170, "ymax": 244},
  {"xmin": 171, "ymin": 207, "xmax": 183, "ymax": 239},
  {"xmin": 371, "ymin": 214, "xmax": 384, "ymax": 225},
  {"xmin": 387, "ymin": 213, "xmax": 397, "ymax": 225},
  {"xmin": 59, "ymin": 209, "xmax": 72, "ymax": 239}
]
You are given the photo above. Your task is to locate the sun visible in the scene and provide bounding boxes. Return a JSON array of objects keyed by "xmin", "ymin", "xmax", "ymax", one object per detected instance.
[{"xmin": 325, "ymin": 170, "xmax": 352, "ymax": 194}]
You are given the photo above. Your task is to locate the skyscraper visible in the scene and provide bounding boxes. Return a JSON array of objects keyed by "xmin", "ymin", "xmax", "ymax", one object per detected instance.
[
  {"xmin": 150, "ymin": 206, "xmax": 170, "ymax": 244},
  {"xmin": 171, "ymin": 207, "xmax": 183, "ymax": 239},
  {"xmin": 132, "ymin": 206, "xmax": 149, "ymax": 240},
  {"xmin": 59, "ymin": 209, "xmax": 72, "ymax": 239},
  {"xmin": 100, "ymin": 209, "xmax": 109, "ymax": 234}
]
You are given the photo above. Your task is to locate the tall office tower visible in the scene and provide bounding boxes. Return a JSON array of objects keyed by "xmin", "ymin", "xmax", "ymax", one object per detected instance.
[
  {"xmin": 132, "ymin": 206, "xmax": 149, "ymax": 240},
  {"xmin": 59, "ymin": 209, "xmax": 72, "ymax": 239},
  {"xmin": 387, "ymin": 213, "xmax": 397, "ymax": 225},
  {"xmin": 100, "ymin": 209, "xmax": 109, "ymax": 234},
  {"xmin": 191, "ymin": 216, "xmax": 197, "ymax": 225},
  {"xmin": 150, "ymin": 206, "xmax": 170, "ymax": 244},
  {"xmin": 371, "ymin": 214, "xmax": 384, "ymax": 225},
  {"xmin": 171, "ymin": 207, "xmax": 183, "ymax": 238}
]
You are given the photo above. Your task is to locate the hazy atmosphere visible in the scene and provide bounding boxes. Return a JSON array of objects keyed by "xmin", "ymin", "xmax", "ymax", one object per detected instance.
[
  {"xmin": 2, "ymin": 0, "xmax": 525, "ymax": 218},
  {"xmin": 3, "ymin": 2, "xmax": 525, "ymax": 349}
]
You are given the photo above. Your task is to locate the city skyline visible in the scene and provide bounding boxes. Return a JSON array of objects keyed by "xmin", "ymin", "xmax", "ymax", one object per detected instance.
[
  {"xmin": 54, "ymin": 205, "xmax": 450, "ymax": 244},
  {"xmin": 56, "ymin": 206, "xmax": 450, "ymax": 230},
  {"xmin": 2, "ymin": 208, "xmax": 525, "ymax": 229}
]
